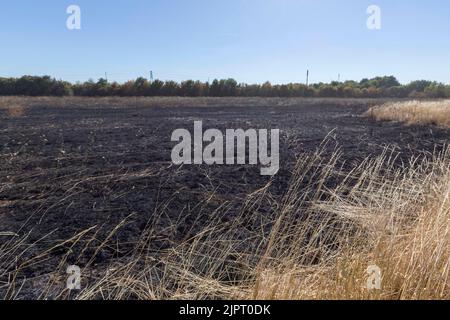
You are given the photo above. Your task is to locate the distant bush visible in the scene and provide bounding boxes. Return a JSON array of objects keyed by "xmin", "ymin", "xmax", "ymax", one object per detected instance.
[
  {"xmin": 1, "ymin": 75, "xmax": 450, "ymax": 98},
  {"xmin": 0, "ymin": 76, "xmax": 73, "ymax": 96}
]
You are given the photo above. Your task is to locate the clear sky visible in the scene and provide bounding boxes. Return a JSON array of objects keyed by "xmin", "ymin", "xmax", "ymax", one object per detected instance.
[{"xmin": 1, "ymin": 0, "xmax": 449, "ymax": 84}]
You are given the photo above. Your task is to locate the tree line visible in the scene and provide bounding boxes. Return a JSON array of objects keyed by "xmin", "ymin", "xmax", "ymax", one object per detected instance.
[{"xmin": 1, "ymin": 75, "xmax": 450, "ymax": 98}]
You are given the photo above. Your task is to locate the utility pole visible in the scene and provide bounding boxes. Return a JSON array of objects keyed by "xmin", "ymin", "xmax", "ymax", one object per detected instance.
[
  {"xmin": 338, "ymin": 73, "xmax": 341, "ymax": 82},
  {"xmin": 105, "ymin": 72, "xmax": 108, "ymax": 82},
  {"xmin": 150, "ymin": 71, "xmax": 154, "ymax": 83},
  {"xmin": 306, "ymin": 70, "xmax": 309, "ymax": 87}
]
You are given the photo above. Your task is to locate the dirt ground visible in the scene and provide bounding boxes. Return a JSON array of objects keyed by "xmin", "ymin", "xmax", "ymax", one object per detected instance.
[{"xmin": 1, "ymin": 98, "xmax": 449, "ymax": 298}]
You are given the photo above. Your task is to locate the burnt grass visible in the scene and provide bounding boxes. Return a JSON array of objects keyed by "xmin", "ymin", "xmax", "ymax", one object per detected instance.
[{"xmin": 0, "ymin": 98, "xmax": 449, "ymax": 298}]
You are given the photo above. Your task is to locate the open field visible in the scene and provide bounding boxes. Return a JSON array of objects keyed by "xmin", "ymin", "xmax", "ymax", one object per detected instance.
[{"xmin": 0, "ymin": 97, "xmax": 449, "ymax": 299}]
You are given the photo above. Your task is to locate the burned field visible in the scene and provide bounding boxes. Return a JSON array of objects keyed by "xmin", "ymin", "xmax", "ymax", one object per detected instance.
[{"xmin": 0, "ymin": 98, "xmax": 449, "ymax": 299}]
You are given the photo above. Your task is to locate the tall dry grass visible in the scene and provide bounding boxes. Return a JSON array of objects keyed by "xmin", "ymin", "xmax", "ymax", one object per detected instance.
[
  {"xmin": 366, "ymin": 100, "xmax": 450, "ymax": 128},
  {"xmin": 1, "ymin": 143, "xmax": 449, "ymax": 300},
  {"xmin": 249, "ymin": 145, "xmax": 449, "ymax": 300}
]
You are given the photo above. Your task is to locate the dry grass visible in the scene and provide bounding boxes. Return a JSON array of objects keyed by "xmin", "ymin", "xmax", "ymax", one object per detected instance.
[
  {"xmin": 3, "ymin": 105, "xmax": 26, "ymax": 118},
  {"xmin": 249, "ymin": 146, "xmax": 449, "ymax": 300},
  {"xmin": 1, "ymin": 142, "xmax": 449, "ymax": 300},
  {"xmin": 0, "ymin": 96, "xmax": 386, "ymax": 110},
  {"xmin": 366, "ymin": 100, "xmax": 450, "ymax": 128}
]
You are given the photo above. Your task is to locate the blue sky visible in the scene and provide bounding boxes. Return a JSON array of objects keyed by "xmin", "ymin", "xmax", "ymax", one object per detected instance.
[{"xmin": 1, "ymin": 0, "xmax": 449, "ymax": 84}]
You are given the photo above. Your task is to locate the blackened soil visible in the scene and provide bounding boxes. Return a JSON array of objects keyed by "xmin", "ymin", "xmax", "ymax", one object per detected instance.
[{"xmin": 0, "ymin": 99, "xmax": 449, "ymax": 296}]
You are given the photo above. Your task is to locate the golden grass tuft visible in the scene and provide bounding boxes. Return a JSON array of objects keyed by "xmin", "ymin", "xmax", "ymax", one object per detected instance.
[
  {"xmin": 4, "ymin": 104, "xmax": 26, "ymax": 118},
  {"xmin": 366, "ymin": 100, "xmax": 450, "ymax": 128}
]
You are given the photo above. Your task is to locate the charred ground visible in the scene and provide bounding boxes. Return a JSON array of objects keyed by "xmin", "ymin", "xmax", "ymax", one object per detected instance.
[{"xmin": 0, "ymin": 97, "xmax": 449, "ymax": 298}]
